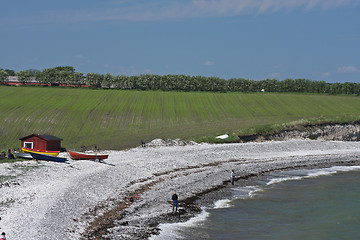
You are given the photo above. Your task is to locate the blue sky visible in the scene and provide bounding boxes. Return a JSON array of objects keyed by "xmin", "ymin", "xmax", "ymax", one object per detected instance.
[{"xmin": 1, "ymin": 0, "xmax": 359, "ymax": 83}]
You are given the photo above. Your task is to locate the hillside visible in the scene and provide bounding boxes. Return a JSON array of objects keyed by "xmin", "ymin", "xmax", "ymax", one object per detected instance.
[{"xmin": 1, "ymin": 86, "xmax": 360, "ymax": 150}]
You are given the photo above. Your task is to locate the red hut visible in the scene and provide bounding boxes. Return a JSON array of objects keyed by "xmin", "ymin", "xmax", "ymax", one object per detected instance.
[{"xmin": 19, "ymin": 134, "xmax": 63, "ymax": 151}]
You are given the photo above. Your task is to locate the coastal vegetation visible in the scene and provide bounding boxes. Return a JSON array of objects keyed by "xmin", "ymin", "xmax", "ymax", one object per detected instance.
[
  {"xmin": 1, "ymin": 66, "xmax": 360, "ymax": 95},
  {"xmin": 1, "ymin": 85, "xmax": 360, "ymax": 151}
]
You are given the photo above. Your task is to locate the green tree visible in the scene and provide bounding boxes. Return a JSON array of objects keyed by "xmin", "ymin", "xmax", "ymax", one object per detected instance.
[
  {"xmin": 279, "ymin": 78, "xmax": 295, "ymax": 92},
  {"xmin": 103, "ymin": 73, "xmax": 114, "ymax": 88},
  {"xmin": 17, "ymin": 70, "xmax": 34, "ymax": 83},
  {"xmin": 40, "ymin": 68, "xmax": 58, "ymax": 85},
  {"xmin": 342, "ymin": 82, "xmax": 357, "ymax": 95},
  {"xmin": 260, "ymin": 79, "xmax": 278, "ymax": 92},
  {"xmin": 4, "ymin": 69, "xmax": 15, "ymax": 76},
  {"xmin": 86, "ymin": 73, "xmax": 103, "ymax": 87},
  {"xmin": 147, "ymin": 74, "xmax": 161, "ymax": 90},
  {"xmin": 53, "ymin": 66, "xmax": 76, "ymax": 74},
  {"xmin": 135, "ymin": 74, "xmax": 150, "ymax": 90},
  {"xmin": 329, "ymin": 83, "xmax": 343, "ymax": 94},
  {"xmin": 113, "ymin": 75, "xmax": 128, "ymax": 89},
  {"xmin": 57, "ymin": 70, "xmax": 71, "ymax": 85},
  {"xmin": 0, "ymin": 69, "xmax": 9, "ymax": 84},
  {"xmin": 310, "ymin": 80, "xmax": 328, "ymax": 93},
  {"xmin": 68, "ymin": 72, "xmax": 84, "ymax": 86}
]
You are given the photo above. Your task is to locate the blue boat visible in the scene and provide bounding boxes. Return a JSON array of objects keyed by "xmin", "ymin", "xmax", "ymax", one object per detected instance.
[{"xmin": 30, "ymin": 152, "xmax": 67, "ymax": 163}]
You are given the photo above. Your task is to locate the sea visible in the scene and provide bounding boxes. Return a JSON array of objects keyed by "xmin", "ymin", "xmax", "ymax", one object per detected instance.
[{"xmin": 150, "ymin": 165, "xmax": 360, "ymax": 240}]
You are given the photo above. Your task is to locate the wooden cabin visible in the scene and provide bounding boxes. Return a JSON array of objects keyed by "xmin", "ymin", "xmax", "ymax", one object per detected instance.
[{"xmin": 19, "ymin": 134, "xmax": 63, "ymax": 151}]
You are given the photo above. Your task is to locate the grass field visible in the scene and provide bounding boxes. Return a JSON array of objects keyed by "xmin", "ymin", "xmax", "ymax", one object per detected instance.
[{"xmin": 1, "ymin": 85, "xmax": 360, "ymax": 151}]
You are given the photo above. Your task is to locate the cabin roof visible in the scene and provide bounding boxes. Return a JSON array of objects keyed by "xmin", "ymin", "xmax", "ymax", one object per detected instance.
[{"xmin": 19, "ymin": 134, "xmax": 63, "ymax": 141}]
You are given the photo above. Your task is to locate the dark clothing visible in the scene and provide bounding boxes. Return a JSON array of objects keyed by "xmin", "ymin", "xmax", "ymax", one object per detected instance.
[
  {"xmin": 231, "ymin": 171, "xmax": 236, "ymax": 185},
  {"xmin": 172, "ymin": 193, "xmax": 178, "ymax": 212},
  {"xmin": 8, "ymin": 149, "xmax": 14, "ymax": 159}
]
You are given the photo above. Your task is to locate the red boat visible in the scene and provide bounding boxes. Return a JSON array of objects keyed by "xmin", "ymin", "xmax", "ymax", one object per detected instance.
[{"xmin": 68, "ymin": 150, "xmax": 109, "ymax": 160}]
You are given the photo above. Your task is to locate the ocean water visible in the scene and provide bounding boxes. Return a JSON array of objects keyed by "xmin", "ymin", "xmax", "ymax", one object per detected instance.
[{"xmin": 151, "ymin": 165, "xmax": 360, "ymax": 240}]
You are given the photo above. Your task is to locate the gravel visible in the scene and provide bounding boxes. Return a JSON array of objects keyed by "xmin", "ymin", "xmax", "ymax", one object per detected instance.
[{"xmin": 0, "ymin": 139, "xmax": 360, "ymax": 239}]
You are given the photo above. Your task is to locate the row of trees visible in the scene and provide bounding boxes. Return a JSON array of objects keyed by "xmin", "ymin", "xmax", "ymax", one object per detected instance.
[{"xmin": 1, "ymin": 66, "xmax": 359, "ymax": 95}]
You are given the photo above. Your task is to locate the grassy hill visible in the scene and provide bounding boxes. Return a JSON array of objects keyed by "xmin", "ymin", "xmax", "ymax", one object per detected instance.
[{"xmin": 1, "ymin": 85, "xmax": 360, "ymax": 151}]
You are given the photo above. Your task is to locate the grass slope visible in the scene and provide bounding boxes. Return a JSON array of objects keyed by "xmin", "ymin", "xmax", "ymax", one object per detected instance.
[{"xmin": 1, "ymin": 86, "xmax": 360, "ymax": 150}]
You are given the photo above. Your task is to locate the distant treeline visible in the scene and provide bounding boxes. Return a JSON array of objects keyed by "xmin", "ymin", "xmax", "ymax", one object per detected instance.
[{"xmin": 1, "ymin": 66, "xmax": 359, "ymax": 95}]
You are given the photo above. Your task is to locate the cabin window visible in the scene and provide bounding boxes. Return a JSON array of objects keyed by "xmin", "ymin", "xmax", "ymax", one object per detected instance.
[{"xmin": 24, "ymin": 142, "xmax": 33, "ymax": 149}]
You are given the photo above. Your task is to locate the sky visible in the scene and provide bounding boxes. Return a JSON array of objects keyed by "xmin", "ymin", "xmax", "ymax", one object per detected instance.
[{"xmin": 1, "ymin": 0, "xmax": 359, "ymax": 83}]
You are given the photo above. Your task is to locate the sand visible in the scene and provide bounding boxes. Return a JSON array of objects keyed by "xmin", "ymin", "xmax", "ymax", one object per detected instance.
[{"xmin": 1, "ymin": 140, "xmax": 360, "ymax": 239}]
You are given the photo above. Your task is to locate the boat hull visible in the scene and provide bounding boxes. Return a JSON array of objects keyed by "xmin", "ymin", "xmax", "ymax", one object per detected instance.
[
  {"xmin": 22, "ymin": 148, "xmax": 60, "ymax": 157},
  {"xmin": 68, "ymin": 151, "xmax": 108, "ymax": 160},
  {"xmin": 15, "ymin": 152, "xmax": 33, "ymax": 159},
  {"xmin": 30, "ymin": 152, "xmax": 66, "ymax": 163}
]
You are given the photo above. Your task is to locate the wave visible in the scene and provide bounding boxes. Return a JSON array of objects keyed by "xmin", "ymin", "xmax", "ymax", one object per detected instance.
[
  {"xmin": 266, "ymin": 165, "xmax": 360, "ymax": 186},
  {"xmin": 213, "ymin": 199, "xmax": 232, "ymax": 209},
  {"xmin": 150, "ymin": 165, "xmax": 360, "ymax": 239},
  {"xmin": 213, "ymin": 185, "xmax": 263, "ymax": 209},
  {"xmin": 149, "ymin": 208, "xmax": 209, "ymax": 240}
]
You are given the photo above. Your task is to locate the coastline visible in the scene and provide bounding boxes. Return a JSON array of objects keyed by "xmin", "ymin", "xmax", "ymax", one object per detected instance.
[{"xmin": 0, "ymin": 140, "xmax": 360, "ymax": 239}]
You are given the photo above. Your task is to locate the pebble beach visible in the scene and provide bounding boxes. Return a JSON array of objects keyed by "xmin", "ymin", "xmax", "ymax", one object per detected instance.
[{"xmin": 1, "ymin": 139, "xmax": 360, "ymax": 239}]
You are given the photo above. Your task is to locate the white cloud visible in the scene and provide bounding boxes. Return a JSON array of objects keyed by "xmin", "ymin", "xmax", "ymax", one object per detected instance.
[
  {"xmin": 24, "ymin": 0, "xmax": 360, "ymax": 24},
  {"xmin": 270, "ymin": 72, "xmax": 281, "ymax": 77},
  {"xmin": 322, "ymin": 72, "xmax": 331, "ymax": 76},
  {"xmin": 141, "ymin": 0, "xmax": 360, "ymax": 19},
  {"xmin": 337, "ymin": 66, "xmax": 360, "ymax": 73},
  {"xmin": 75, "ymin": 54, "xmax": 85, "ymax": 59},
  {"xmin": 102, "ymin": 64, "xmax": 151, "ymax": 75},
  {"xmin": 204, "ymin": 60, "xmax": 214, "ymax": 65}
]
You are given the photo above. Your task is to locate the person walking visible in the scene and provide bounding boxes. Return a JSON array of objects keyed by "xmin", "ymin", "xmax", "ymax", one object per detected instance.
[
  {"xmin": 231, "ymin": 170, "xmax": 236, "ymax": 185},
  {"xmin": 172, "ymin": 192, "xmax": 178, "ymax": 212}
]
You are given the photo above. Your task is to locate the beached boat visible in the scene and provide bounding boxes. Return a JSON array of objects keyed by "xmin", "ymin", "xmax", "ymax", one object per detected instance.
[
  {"xmin": 22, "ymin": 147, "xmax": 60, "ymax": 157},
  {"xmin": 68, "ymin": 150, "xmax": 109, "ymax": 160},
  {"xmin": 15, "ymin": 152, "xmax": 33, "ymax": 159},
  {"xmin": 30, "ymin": 152, "xmax": 67, "ymax": 163}
]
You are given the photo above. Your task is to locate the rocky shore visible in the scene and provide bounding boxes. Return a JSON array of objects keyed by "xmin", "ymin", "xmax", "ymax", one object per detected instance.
[
  {"xmin": 239, "ymin": 122, "xmax": 360, "ymax": 142},
  {"xmin": 1, "ymin": 139, "xmax": 360, "ymax": 239}
]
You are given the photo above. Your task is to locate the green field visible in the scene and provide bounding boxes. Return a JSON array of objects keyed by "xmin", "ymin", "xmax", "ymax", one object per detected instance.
[{"xmin": 1, "ymin": 86, "xmax": 360, "ymax": 150}]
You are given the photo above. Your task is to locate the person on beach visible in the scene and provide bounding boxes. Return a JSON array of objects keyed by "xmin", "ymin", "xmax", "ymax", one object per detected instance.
[
  {"xmin": 172, "ymin": 192, "xmax": 178, "ymax": 212},
  {"xmin": 0, "ymin": 232, "xmax": 6, "ymax": 240},
  {"xmin": 7, "ymin": 149, "xmax": 15, "ymax": 159},
  {"xmin": 231, "ymin": 170, "xmax": 236, "ymax": 185}
]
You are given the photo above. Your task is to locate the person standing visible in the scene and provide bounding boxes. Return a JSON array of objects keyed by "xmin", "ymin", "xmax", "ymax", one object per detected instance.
[
  {"xmin": 231, "ymin": 170, "xmax": 236, "ymax": 185},
  {"xmin": 172, "ymin": 192, "xmax": 178, "ymax": 212}
]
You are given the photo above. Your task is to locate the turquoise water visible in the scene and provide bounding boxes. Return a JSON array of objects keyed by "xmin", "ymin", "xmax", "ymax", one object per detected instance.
[{"xmin": 152, "ymin": 166, "xmax": 360, "ymax": 240}]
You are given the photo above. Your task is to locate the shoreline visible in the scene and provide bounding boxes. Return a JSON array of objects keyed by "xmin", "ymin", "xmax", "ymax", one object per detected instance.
[
  {"xmin": 105, "ymin": 155, "xmax": 360, "ymax": 240},
  {"xmin": 0, "ymin": 140, "xmax": 360, "ymax": 239}
]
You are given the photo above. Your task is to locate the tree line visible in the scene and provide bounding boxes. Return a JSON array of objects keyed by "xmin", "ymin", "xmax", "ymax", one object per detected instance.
[{"xmin": 1, "ymin": 66, "xmax": 359, "ymax": 95}]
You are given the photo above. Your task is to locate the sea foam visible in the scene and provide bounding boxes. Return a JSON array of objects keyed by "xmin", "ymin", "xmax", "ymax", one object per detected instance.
[
  {"xmin": 149, "ymin": 208, "xmax": 210, "ymax": 240},
  {"xmin": 267, "ymin": 165, "xmax": 360, "ymax": 185}
]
